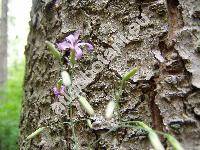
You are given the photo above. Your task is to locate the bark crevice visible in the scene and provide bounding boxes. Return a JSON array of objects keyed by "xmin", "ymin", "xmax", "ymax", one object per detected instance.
[{"xmin": 166, "ymin": 0, "xmax": 184, "ymax": 45}]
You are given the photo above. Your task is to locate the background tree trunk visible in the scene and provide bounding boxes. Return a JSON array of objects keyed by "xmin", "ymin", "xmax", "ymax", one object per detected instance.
[
  {"xmin": 20, "ymin": 0, "xmax": 200, "ymax": 149},
  {"xmin": 0, "ymin": 0, "xmax": 8, "ymax": 88}
]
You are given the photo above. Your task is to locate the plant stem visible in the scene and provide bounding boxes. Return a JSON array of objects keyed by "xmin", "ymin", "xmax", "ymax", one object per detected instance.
[
  {"xmin": 67, "ymin": 62, "xmax": 79, "ymax": 150},
  {"xmin": 69, "ymin": 100, "xmax": 79, "ymax": 149},
  {"xmin": 115, "ymin": 81, "xmax": 124, "ymax": 121}
]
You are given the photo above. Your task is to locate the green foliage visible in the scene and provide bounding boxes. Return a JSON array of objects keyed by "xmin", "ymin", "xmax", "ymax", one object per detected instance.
[
  {"xmin": 0, "ymin": 62, "xmax": 24, "ymax": 150},
  {"xmin": 122, "ymin": 67, "xmax": 138, "ymax": 82}
]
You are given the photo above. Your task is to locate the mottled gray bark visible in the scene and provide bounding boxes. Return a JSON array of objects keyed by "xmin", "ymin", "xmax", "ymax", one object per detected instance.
[
  {"xmin": 0, "ymin": 0, "xmax": 7, "ymax": 88},
  {"xmin": 20, "ymin": 0, "xmax": 200, "ymax": 149}
]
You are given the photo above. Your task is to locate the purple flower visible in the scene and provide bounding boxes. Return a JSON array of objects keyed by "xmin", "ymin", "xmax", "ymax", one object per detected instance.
[
  {"xmin": 57, "ymin": 31, "xmax": 94, "ymax": 59},
  {"xmin": 53, "ymin": 85, "xmax": 65, "ymax": 97}
]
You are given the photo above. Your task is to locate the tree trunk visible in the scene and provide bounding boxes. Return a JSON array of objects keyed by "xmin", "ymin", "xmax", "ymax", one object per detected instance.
[
  {"xmin": 19, "ymin": 0, "xmax": 200, "ymax": 149},
  {"xmin": 0, "ymin": 0, "xmax": 7, "ymax": 88}
]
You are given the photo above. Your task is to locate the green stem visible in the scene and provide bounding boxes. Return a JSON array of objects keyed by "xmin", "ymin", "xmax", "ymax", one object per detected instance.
[
  {"xmin": 67, "ymin": 62, "xmax": 79, "ymax": 150},
  {"xmin": 115, "ymin": 81, "xmax": 124, "ymax": 121},
  {"xmin": 69, "ymin": 101, "xmax": 78, "ymax": 150}
]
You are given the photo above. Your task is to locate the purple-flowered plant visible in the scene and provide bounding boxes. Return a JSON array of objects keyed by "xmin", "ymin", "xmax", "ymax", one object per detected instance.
[
  {"xmin": 57, "ymin": 31, "xmax": 94, "ymax": 60},
  {"xmin": 53, "ymin": 85, "xmax": 65, "ymax": 97}
]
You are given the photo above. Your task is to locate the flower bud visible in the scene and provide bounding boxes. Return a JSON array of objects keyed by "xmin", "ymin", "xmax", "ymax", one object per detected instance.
[
  {"xmin": 26, "ymin": 127, "xmax": 46, "ymax": 140},
  {"xmin": 105, "ymin": 101, "xmax": 116, "ymax": 119},
  {"xmin": 122, "ymin": 67, "xmax": 138, "ymax": 81},
  {"xmin": 45, "ymin": 41, "xmax": 61, "ymax": 60},
  {"xmin": 57, "ymin": 79, "xmax": 63, "ymax": 89},
  {"xmin": 78, "ymin": 96, "xmax": 94, "ymax": 116},
  {"xmin": 86, "ymin": 119, "xmax": 93, "ymax": 128},
  {"xmin": 61, "ymin": 71, "xmax": 71, "ymax": 86}
]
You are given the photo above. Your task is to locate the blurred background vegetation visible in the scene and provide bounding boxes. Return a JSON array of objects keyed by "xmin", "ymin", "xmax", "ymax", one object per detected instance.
[
  {"xmin": 0, "ymin": 0, "xmax": 31, "ymax": 149},
  {"xmin": 0, "ymin": 63, "xmax": 24, "ymax": 149}
]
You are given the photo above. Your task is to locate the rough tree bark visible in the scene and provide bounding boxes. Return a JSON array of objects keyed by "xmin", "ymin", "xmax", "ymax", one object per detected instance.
[
  {"xmin": 20, "ymin": 0, "xmax": 200, "ymax": 149},
  {"xmin": 0, "ymin": 0, "xmax": 8, "ymax": 88}
]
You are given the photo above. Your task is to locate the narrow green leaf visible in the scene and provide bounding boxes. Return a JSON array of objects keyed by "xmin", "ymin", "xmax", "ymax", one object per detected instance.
[
  {"xmin": 148, "ymin": 131, "xmax": 165, "ymax": 150},
  {"xmin": 78, "ymin": 96, "xmax": 95, "ymax": 116},
  {"xmin": 165, "ymin": 134, "xmax": 184, "ymax": 150},
  {"xmin": 45, "ymin": 41, "xmax": 61, "ymax": 60},
  {"xmin": 26, "ymin": 127, "xmax": 46, "ymax": 140},
  {"xmin": 136, "ymin": 122, "xmax": 164, "ymax": 150},
  {"xmin": 122, "ymin": 67, "xmax": 138, "ymax": 82}
]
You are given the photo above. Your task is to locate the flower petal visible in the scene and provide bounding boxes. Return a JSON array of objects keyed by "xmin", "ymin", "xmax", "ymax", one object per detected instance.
[
  {"xmin": 57, "ymin": 41, "xmax": 70, "ymax": 50},
  {"xmin": 73, "ymin": 30, "xmax": 81, "ymax": 41},
  {"xmin": 66, "ymin": 34, "xmax": 76, "ymax": 45},
  {"xmin": 53, "ymin": 87, "xmax": 59, "ymax": 96},
  {"xmin": 78, "ymin": 42, "xmax": 94, "ymax": 52},
  {"xmin": 60, "ymin": 85, "xmax": 65, "ymax": 94},
  {"xmin": 74, "ymin": 46, "xmax": 83, "ymax": 59}
]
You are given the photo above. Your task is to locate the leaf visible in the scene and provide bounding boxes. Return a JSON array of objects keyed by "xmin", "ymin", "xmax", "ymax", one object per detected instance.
[
  {"xmin": 122, "ymin": 67, "xmax": 138, "ymax": 82},
  {"xmin": 136, "ymin": 122, "xmax": 164, "ymax": 150},
  {"xmin": 45, "ymin": 41, "xmax": 61, "ymax": 60},
  {"xmin": 148, "ymin": 131, "xmax": 165, "ymax": 150},
  {"xmin": 26, "ymin": 127, "xmax": 46, "ymax": 140},
  {"xmin": 165, "ymin": 134, "xmax": 184, "ymax": 150},
  {"xmin": 78, "ymin": 96, "xmax": 95, "ymax": 116}
]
